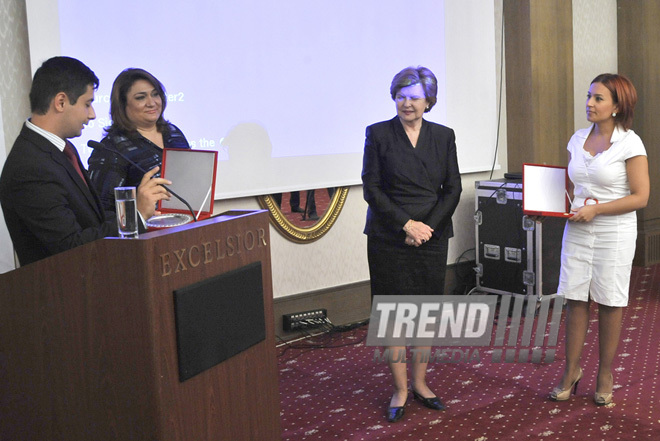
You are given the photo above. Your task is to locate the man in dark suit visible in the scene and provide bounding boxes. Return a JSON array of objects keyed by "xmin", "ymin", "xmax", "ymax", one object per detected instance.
[{"xmin": 0, "ymin": 57, "xmax": 170, "ymax": 266}]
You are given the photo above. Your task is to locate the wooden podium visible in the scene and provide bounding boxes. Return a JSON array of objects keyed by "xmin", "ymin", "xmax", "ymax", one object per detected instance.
[{"xmin": 0, "ymin": 210, "xmax": 281, "ymax": 441}]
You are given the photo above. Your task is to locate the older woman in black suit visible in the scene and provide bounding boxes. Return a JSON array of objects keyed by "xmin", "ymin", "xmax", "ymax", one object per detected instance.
[{"xmin": 362, "ymin": 66, "xmax": 462, "ymax": 422}]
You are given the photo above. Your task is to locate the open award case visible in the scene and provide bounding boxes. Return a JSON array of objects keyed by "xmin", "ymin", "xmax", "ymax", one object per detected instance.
[
  {"xmin": 147, "ymin": 149, "xmax": 218, "ymax": 229},
  {"xmin": 522, "ymin": 163, "xmax": 572, "ymax": 218}
]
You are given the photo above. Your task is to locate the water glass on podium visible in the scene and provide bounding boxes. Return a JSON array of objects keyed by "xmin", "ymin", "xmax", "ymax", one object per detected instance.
[{"xmin": 114, "ymin": 186, "xmax": 138, "ymax": 238}]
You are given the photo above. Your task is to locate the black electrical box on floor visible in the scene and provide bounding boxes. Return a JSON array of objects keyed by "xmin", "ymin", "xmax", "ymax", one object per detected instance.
[{"xmin": 474, "ymin": 179, "xmax": 565, "ymax": 298}]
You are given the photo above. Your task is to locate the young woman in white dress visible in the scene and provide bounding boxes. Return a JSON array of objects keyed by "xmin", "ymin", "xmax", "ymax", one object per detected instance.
[{"xmin": 549, "ymin": 74, "xmax": 649, "ymax": 406}]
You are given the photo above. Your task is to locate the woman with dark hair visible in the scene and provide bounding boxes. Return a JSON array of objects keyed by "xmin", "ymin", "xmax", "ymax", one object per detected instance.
[
  {"xmin": 362, "ymin": 66, "xmax": 462, "ymax": 422},
  {"xmin": 549, "ymin": 73, "xmax": 648, "ymax": 406},
  {"xmin": 88, "ymin": 68, "xmax": 190, "ymax": 212}
]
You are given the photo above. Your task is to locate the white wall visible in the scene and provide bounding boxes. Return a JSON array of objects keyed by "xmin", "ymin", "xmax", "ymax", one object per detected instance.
[
  {"xmin": 0, "ymin": 98, "xmax": 17, "ymax": 273},
  {"xmin": 0, "ymin": 0, "xmax": 31, "ymax": 155},
  {"xmin": 572, "ymin": 0, "xmax": 618, "ymax": 132},
  {"xmin": 0, "ymin": 0, "xmax": 31, "ymax": 272}
]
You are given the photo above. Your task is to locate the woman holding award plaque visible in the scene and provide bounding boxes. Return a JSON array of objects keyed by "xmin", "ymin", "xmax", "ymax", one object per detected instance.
[
  {"xmin": 549, "ymin": 74, "xmax": 649, "ymax": 406},
  {"xmin": 88, "ymin": 68, "xmax": 190, "ymax": 214}
]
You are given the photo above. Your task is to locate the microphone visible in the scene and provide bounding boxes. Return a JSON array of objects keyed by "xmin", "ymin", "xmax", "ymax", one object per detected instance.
[{"xmin": 87, "ymin": 140, "xmax": 197, "ymax": 221}]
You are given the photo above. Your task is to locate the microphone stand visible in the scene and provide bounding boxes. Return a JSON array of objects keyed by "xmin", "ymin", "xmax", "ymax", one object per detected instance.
[{"xmin": 87, "ymin": 140, "xmax": 197, "ymax": 221}]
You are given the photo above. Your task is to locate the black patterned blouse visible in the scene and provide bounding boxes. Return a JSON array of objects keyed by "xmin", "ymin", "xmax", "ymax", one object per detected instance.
[{"xmin": 88, "ymin": 122, "xmax": 190, "ymax": 212}]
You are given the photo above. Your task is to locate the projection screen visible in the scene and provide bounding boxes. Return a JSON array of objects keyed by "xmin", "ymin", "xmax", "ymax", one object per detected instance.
[{"xmin": 26, "ymin": 0, "xmax": 497, "ymax": 199}]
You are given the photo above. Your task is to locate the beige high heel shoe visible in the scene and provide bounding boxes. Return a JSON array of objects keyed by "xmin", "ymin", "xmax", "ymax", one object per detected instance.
[
  {"xmin": 549, "ymin": 367, "xmax": 583, "ymax": 401},
  {"xmin": 594, "ymin": 374, "xmax": 614, "ymax": 406},
  {"xmin": 593, "ymin": 391, "xmax": 613, "ymax": 406}
]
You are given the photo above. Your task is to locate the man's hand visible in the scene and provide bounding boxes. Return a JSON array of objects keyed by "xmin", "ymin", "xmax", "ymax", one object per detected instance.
[{"xmin": 136, "ymin": 166, "xmax": 171, "ymax": 219}]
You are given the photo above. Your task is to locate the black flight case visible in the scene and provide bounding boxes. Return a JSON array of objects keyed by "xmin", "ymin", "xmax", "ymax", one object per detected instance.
[{"xmin": 474, "ymin": 179, "xmax": 565, "ymax": 299}]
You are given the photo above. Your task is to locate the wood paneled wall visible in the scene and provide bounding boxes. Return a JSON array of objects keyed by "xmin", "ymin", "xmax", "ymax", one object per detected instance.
[
  {"xmin": 504, "ymin": 0, "xmax": 574, "ymax": 171},
  {"xmin": 618, "ymin": 1, "xmax": 660, "ymax": 266}
]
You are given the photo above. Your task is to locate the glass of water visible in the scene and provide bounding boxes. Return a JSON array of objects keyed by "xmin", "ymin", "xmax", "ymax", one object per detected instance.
[{"xmin": 114, "ymin": 186, "xmax": 138, "ymax": 238}]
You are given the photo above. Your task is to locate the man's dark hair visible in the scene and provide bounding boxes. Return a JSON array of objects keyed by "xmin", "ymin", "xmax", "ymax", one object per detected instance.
[{"xmin": 29, "ymin": 56, "xmax": 99, "ymax": 115}]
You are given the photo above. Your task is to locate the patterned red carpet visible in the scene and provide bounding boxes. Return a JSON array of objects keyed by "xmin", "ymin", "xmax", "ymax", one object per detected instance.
[{"xmin": 278, "ymin": 265, "xmax": 660, "ymax": 440}]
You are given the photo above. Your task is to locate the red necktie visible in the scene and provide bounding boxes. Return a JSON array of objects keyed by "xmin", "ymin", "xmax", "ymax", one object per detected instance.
[{"xmin": 63, "ymin": 142, "xmax": 88, "ymax": 187}]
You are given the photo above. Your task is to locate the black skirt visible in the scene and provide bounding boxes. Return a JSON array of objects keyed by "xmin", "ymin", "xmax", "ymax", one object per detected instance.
[{"xmin": 367, "ymin": 235, "xmax": 449, "ymax": 298}]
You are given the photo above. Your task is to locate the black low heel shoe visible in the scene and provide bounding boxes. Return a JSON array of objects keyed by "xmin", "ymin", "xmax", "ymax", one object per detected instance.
[
  {"xmin": 386, "ymin": 400, "xmax": 407, "ymax": 423},
  {"xmin": 412, "ymin": 390, "xmax": 445, "ymax": 411}
]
